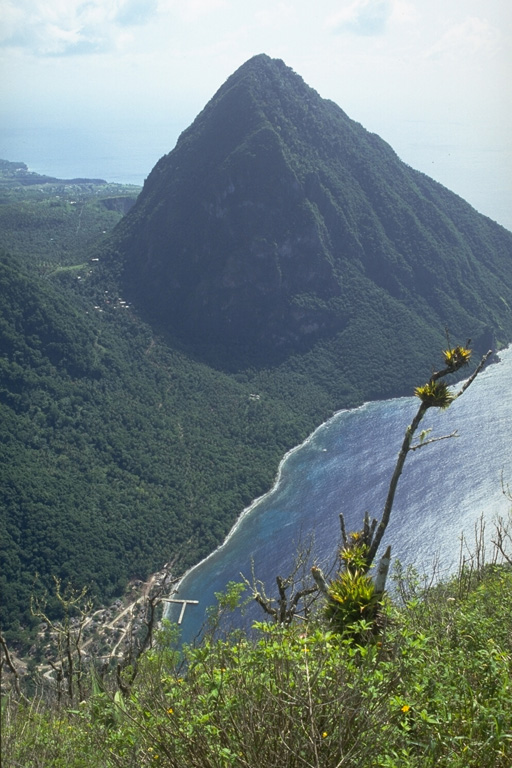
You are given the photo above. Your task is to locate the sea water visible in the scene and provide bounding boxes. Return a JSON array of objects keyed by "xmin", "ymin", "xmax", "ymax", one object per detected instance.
[
  {"xmin": 165, "ymin": 347, "xmax": 512, "ymax": 643},
  {"xmin": 0, "ymin": 120, "xmax": 186, "ymax": 187}
]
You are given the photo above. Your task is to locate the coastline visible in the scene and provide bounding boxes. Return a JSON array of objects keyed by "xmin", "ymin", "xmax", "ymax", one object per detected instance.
[
  {"xmin": 162, "ymin": 404, "xmax": 364, "ymax": 618},
  {"xmin": 162, "ymin": 345, "xmax": 508, "ymax": 619}
]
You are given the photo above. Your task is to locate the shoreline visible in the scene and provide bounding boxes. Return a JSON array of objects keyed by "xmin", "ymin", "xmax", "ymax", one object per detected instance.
[
  {"xmin": 162, "ymin": 404, "xmax": 364, "ymax": 618},
  {"xmin": 163, "ymin": 346, "xmax": 507, "ymax": 620}
]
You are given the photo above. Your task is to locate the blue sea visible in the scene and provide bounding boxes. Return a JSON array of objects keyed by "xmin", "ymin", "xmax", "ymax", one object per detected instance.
[
  {"xmin": 0, "ymin": 121, "xmax": 183, "ymax": 188},
  {"xmin": 165, "ymin": 347, "xmax": 512, "ymax": 643}
]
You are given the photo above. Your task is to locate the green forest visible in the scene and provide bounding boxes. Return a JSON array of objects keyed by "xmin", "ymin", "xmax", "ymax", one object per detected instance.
[{"xmin": 0, "ymin": 165, "xmax": 353, "ymax": 648}]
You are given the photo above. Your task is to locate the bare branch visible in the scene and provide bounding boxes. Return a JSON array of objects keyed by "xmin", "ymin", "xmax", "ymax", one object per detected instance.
[
  {"xmin": 454, "ymin": 350, "xmax": 492, "ymax": 399},
  {"xmin": 410, "ymin": 431, "xmax": 458, "ymax": 451},
  {"xmin": 339, "ymin": 513, "xmax": 348, "ymax": 547},
  {"xmin": 0, "ymin": 634, "xmax": 29, "ymax": 701},
  {"xmin": 244, "ymin": 537, "xmax": 320, "ymax": 624},
  {"xmin": 311, "ymin": 566, "xmax": 329, "ymax": 596},
  {"xmin": 373, "ymin": 546, "xmax": 392, "ymax": 595},
  {"xmin": 366, "ymin": 401, "xmax": 428, "ymax": 566},
  {"xmin": 253, "ymin": 591, "xmax": 278, "ymax": 619},
  {"xmin": 491, "ymin": 515, "xmax": 512, "ymax": 567},
  {"xmin": 366, "ymin": 348, "xmax": 491, "ymax": 568}
]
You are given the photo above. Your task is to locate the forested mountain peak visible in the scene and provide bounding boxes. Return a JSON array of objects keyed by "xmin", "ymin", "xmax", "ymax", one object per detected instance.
[{"xmin": 111, "ymin": 55, "xmax": 512, "ymax": 370}]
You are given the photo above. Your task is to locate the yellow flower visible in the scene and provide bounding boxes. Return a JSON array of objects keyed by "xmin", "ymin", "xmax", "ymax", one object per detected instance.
[
  {"xmin": 167, "ymin": 707, "xmax": 173, "ymax": 715},
  {"xmin": 322, "ymin": 732, "xmax": 328, "ymax": 738},
  {"xmin": 401, "ymin": 704, "xmax": 410, "ymax": 713}
]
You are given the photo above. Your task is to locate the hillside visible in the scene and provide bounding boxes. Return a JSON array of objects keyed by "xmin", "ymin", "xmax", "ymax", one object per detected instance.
[
  {"xmin": 0, "ymin": 166, "xmax": 348, "ymax": 647},
  {"xmin": 0, "ymin": 159, "xmax": 139, "ymax": 267},
  {"xmin": 0, "ymin": 246, "xmax": 323, "ymax": 646}
]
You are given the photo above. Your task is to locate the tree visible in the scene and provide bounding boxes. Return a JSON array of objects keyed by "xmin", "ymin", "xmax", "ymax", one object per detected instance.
[
  {"xmin": 242, "ymin": 541, "xmax": 319, "ymax": 625},
  {"xmin": 316, "ymin": 344, "xmax": 492, "ymax": 632},
  {"xmin": 31, "ymin": 578, "xmax": 92, "ymax": 704},
  {"xmin": 251, "ymin": 343, "xmax": 493, "ymax": 633}
]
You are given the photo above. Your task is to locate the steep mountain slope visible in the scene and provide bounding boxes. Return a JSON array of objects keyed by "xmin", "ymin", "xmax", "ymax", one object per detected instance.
[
  {"xmin": 1, "ymin": 250, "xmax": 324, "ymax": 645},
  {"xmin": 113, "ymin": 54, "xmax": 512, "ymax": 370}
]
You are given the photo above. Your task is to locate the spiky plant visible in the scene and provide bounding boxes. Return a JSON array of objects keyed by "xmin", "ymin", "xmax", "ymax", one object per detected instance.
[
  {"xmin": 324, "ymin": 569, "xmax": 378, "ymax": 631},
  {"xmin": 340, "ymin": 539, "xmax": 370, "ymax": 574},
  {"xmin": 443, "ymin": 346, "xmax": 472, "ymax": 370},
  {"xmin": 414, "ymin": 380, "xmax": 455, "ymax": 409}
]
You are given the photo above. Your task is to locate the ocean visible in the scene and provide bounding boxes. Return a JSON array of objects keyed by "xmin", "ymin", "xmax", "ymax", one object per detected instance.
[
  {"xmin": 164, "ymin": 347, "xmax": 512, "ymax": 643},
  {"xmin": 0, "ymin": 121, "xmax": 176, "ymax": 187}
]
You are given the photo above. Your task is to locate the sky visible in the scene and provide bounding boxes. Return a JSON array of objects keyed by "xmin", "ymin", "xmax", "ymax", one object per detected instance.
[{"xmin": 1, "ymin": 0, "xmax": 511, "ymax": 229}]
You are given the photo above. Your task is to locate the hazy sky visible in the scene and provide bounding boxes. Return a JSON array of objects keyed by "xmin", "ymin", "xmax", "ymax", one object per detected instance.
[{"xmin": 1, "ymin": 0, "xmax": 511, "ymax": 229}]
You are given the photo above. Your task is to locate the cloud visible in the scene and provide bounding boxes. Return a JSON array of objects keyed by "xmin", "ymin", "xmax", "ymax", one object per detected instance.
[
  {"xmin": 172, "ymin": 0, "xmax": 229, "ymax": 23},
  {"xmin": 115, "ymin": 0, "xmax": 159, "ymax": 27},
  {"xmin": 425, "ymin": 16, "xmax": 500, "ymax": 63},
  {"xmin": 0, "ymin": 0, "xmax": 158, "ymax": 55},
  {"xmin": 328, "ymin": 0, "xmax": 392, "ymax": 36}
]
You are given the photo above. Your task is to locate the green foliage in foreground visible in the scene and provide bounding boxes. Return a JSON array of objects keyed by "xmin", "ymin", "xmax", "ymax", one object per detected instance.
[{"xmin": 3, "ymin": 564, "xmax": 512, "ymax": 767}]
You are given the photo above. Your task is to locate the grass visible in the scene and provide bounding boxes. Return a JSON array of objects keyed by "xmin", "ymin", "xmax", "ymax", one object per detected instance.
[{"xmin": 2, "ymin": 540, "xmax": 512, "ymax": 768}]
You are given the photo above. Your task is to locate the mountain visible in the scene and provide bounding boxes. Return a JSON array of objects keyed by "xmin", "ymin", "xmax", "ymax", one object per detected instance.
[{"xmin": 112, "ymin": 54, "xmax": 512, "ymax": 370}]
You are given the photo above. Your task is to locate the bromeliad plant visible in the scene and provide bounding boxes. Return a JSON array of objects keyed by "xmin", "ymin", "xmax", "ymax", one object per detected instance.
[
  {"xmin": 323, "ymin": 568, "xmax": 377, "ymax": 631},
  {"xmin": 413, "ymin": 380, "xmax": 454, "ymax": 409},
  {"xmin": 442, "ymin": 344, "xmax": 473, "ymax": 369},
  {"xmin": 313, "ymin": 533, "xmax": 391, "ymax": 635}
]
